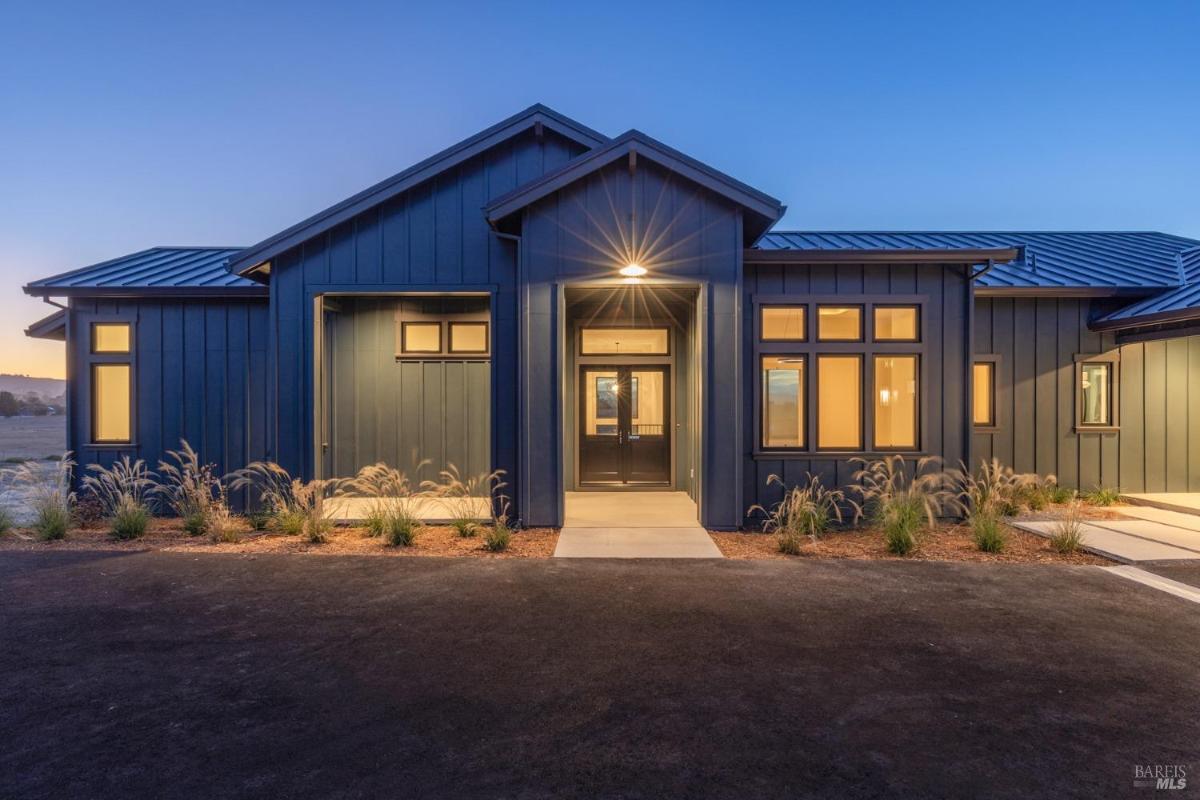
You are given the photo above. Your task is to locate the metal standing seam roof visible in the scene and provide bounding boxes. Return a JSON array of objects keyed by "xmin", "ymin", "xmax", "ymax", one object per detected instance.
[
  {"xmin": 1092, "ymin": 247, "xmax": 1200, "ymax": 328},
  {"xmin": 756, "ymin": 231, "xmax": 1200, "ymax": 290},
  {"xmin": 23, "ymin": 247, "xmax": 257, "ymax": 295}
]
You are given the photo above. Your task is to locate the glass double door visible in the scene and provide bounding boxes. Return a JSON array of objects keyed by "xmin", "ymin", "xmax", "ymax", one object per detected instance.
[{"xmin": 579, "ymin": 365, "xmax": 671, "ymax": 486}]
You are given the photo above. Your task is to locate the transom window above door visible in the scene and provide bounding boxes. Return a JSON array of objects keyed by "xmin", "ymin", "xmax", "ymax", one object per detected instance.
[{"xmin": 580, "ymin": 327, "xmax": 669, "ymax": 355}]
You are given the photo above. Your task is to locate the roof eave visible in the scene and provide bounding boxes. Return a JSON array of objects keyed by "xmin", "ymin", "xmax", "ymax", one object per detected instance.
[
  {"xmin": 1090, "ymin": 306, "xmax": 1200, "ymax": 332},
  {"xmin": 974, "ymin": 285, "xmax": 1160, "ymax": 298},
  {"xmin": 23, "ymin": 285, "xmax": 269, "ymax": 299},
  {"xmin": 228, "ymin": 105, "xmax": 608, "ymax": 276},
  {"xmin": 24, "ymin": 309, "xmax": 66, "ymax": 341},
  {"xmin": 744, "ymin": 247, "xmax": 1021, "ymax": 265}
]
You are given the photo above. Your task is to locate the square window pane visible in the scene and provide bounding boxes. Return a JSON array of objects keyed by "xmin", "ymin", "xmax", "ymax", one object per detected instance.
[
  {"xmin": 762, "ymin": 356, "xmax": 804, "ymax": 448},
  {"xmin": 93, "ymin": 364, "xmax": 131, "ymax": 442},
  {"xmin": 402, "ymin": 322, "xmax": 441, "ymax": 353},
  {"xmin": 580, "ymin": 328, "xmax": 668, "ymax": 355},
  {"xmin": 818, "ymin": 355, "xmax": 861, "ymax": 449},
  {"xmin": 973, "ymin": 363, "xmax": 995, "ymax": 426},
  {"xmin": 1080, "ymin": 363, "xmax": 1110, "ymax": 425},
  {"xmin": 449, "ymin": 322, "xmax": 488, "ymax": 353},
  {"xmin": 761, "ymin": 307, "xmax": 806, "ymax": 341},
  {"xmin": 874, "ymin": 307, "xmax": 919, "ymax": 341},
  {"xmin": 92, "ymin": 323, "xmax": 131, "ymax": 354},
  {"xmin": 874, "ymin": 356, "xmax": 918, "ymax": 448},
  {"xmin": 817, "ymin": 306, "xmax": 862, "ymax": 341}
]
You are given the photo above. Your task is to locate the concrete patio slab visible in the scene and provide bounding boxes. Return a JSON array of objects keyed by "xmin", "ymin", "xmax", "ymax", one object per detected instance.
[
  {"xmin": 563, "ymin": 491, "xmax": 698, "ymax": 527},
  {"xmin": 1115, "ymin": 504, "xmax": 1200, "ymax": 533},
  {"xmin": 1012, "ymin": 520, "xmax": 1200, "ymax": 563},
  {"xmin": 1086, "ymin": 518, "xmax": 1200, "ymax": 555},
  {"xmin": 554, "ymin": 527, "xmax": 722, "ymax": 558},
  {"xmin": 1103, "ymin": 565, "xmax": 1200, "ymax": 605},
  {"xmin": 1124, "ymin": 492, "xmax": 1200, "ymax": 515}
]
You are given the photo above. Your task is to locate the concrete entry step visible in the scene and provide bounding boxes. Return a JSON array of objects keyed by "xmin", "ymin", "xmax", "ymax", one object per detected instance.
[
  {"xmin": 564, "ymin": 491, "xmax": 699, "ymax": 528},
  {"xmin": 554, "ymin": 527, "xmax": 723, "ymax": 559},
  {"xmin": 1123, "ymin": 493, "xmax": 1200, "ymax": 517}
]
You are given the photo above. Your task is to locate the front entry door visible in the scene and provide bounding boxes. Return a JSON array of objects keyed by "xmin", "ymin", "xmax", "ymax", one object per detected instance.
[{"xmin": 579, "ymin": 365, "xmax": 671, "ymax": 486}]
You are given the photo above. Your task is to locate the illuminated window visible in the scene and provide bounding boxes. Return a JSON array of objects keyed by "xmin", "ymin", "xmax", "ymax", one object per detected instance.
[
  {"xmin": 92, "ymin": 364, "xmax": 131, "ymax": 443},
  {"xmin": 580, "ymin": 328, "xmax": 668, "ymax": 355},
  {"xmin": 761, "ymin": 356, "xmax": 805, "ymax": 448},
  {"xmin": 874, "ymin": 307, "xmax": 919, "ymax": 342},
  {"xmin": 761, "ymin": 307, "xmax": 806, "ymax": 341},
  {"xmin": 817, "ymin": 306, "xmax": 862, "ymax": 341},
  {"xmin": 401, "ymin": 322, "xmax": 441, "ymax": 354},
  {"xmin": 1080, "ymin": 362, "xmax": 1112, "ymax": 426},
  {"xmin": 817, "ymin": 355, "xmax": 861, "ymax": 449},
  {"xmin": 92, "ymin": 323, "xmax": 131, "ymax": 354},
  {"xmin": 973, "ymin": 362, "xmax": 995, "ymax": 427},
  {"xmin": 449, "ymin": 322, "xmax": 488, "ymax": 354},
  {"xmin": 874, "ymin": 356, "xmax": 918, "ymax": 449}
]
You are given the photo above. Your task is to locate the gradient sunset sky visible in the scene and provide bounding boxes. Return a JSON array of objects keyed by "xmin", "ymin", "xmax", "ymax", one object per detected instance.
[{"xmin": 3, "ymin": 0, "xmax": 1198, "ymax": 380}]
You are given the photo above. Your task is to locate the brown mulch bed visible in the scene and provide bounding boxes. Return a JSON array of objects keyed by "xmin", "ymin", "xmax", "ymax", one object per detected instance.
[
  {"xmin": 711, "ymin": 523, "xmax": 1111, "ymax": 565},
  {"xmin": 0, "ymin": 519, "xmax": 559, "ymax": 559}
]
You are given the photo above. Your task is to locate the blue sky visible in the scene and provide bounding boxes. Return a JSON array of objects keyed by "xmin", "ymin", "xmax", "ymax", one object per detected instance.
[{"xmin": 3, "ymin": 0, "xmax": 1198, "ymax": 377}]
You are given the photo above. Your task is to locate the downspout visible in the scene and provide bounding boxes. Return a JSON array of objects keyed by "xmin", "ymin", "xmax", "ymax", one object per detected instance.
[
  {"xmin": 41, "ymin": 296, "xmax": 68, "ymax": 311},
  {"xmin": 963, "ymin": 259, "xmax": 993, "ymax": 475}
]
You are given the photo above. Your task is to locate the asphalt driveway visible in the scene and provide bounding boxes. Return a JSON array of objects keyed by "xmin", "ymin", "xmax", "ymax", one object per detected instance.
[{"xmin": 1, "ymin": 552, "xmax": 1197, "ymax": 799}]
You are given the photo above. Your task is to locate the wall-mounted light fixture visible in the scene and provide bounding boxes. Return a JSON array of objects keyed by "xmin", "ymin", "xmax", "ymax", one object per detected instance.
[{"xmin": 619, "ymin": 263, "xmax": 647, "ymax": 278}]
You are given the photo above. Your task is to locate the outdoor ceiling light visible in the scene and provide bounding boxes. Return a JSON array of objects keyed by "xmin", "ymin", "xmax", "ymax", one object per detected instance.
[{"xmin": 619, "ymin": 263, "xmax": 647, "ymax": 277}]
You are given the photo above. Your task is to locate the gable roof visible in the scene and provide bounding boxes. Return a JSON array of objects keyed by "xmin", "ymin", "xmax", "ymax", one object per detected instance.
[
  {"xmin": 24, "ymin": 247, "xmax": 260, "ymax": 297},
  {"xmin": 756, "ymin": 231, "xmax": 1200, "ymax": 291},
  {"xmin": 484, "ymin": 129, "xmax": 786, "ymax": 244},
  {"xmin": 226, "ymin": 104, "xmax": 607, "ymax": 277}
]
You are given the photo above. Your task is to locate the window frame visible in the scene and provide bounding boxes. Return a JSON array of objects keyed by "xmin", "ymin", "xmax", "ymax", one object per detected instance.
[
  {"xmin": 90, "ymin": 322, "xmax": 132, "ymax": 354},
  {"xmin": 83, "ymin": 316, "xmax": 137, "ymax": 447},
  {"xmin": 872, "ymin": 305, "xmax": 921, "ymax": 343},
  {"xmin": 816, "ymin": 304, "xmax": 865, "ymax": 342},
  {"xmin": 1074, "ymin": 352, "xmax": 1120, "ymax": 432},
  {"xmin": 816, "ymin": 353, "xmax": 865, "ymax": 451},
  {"xmin": 760, "ymin": 354, "xmax": 808, "ymax": 450},
  {"xmin": 759, "ymin": 305, "xmax": 807, "ymax": 342},
  {"xmin": 399, "ymin": 321, "xmax": 443, "ymax": 355},
  {"xmin": 578, "ymin": 325, "xmax": 671, "ymax": 356},
  {"xmin": 752, "ymin": 294, "xmax": 929, "ymax": 456},
  {"xmin": 871, "ymin": 353, "xmax": 920, "ymax": 452},
  {"xmin": 448, "ymin": 321, "xmax": 490, "ymax": 355},
  {"xmin": 972, "ymin": 354, "xmax": 1000, "ymax": 432}
]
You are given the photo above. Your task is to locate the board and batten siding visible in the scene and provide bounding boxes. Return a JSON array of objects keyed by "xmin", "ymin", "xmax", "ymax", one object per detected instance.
[
  {"xmin": 66, "ymin": 298, "xmax": 270, "ymax": 487},
  {"xmin": 267, "ymin": 127, "xmax": 589, "ymax": 523},
  {"xmin": 519, "ymin": 157, "xmax": 744, "ymax": 528},
  {"xmin": 322, "ymin": 298, "xmax": 490, "ymax": 481},
  {"xmin": 742, "ymin": 262, "xmax": 973, "ymax": 523},
  {"xmin": 972, "ymin": 297, "xmax": 1200, "ymax": 492}
]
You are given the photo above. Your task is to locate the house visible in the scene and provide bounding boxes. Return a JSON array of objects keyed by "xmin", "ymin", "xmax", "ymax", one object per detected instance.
[{"xmin": 23, "ymin": 105, "xmax": 1200, "ymax": 529}]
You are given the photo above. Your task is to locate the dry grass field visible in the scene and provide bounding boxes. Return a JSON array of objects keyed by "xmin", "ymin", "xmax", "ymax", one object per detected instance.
[{"xmin": 0, "ymin": 415, "xmax": 65, "ymax": 461}]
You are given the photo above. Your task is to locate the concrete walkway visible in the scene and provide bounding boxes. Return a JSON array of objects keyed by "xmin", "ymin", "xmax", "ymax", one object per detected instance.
[
  {"xmin": 1013, "ymin": 505, "xmax": 1200, "ymax": 564},
  {"xmin": 1124, "ymin": 492, "xmax": 1200, "ymax": 515}
]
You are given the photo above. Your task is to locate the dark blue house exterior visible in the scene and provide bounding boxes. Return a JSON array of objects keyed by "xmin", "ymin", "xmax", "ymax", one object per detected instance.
[{"xmin": 25, "ymin": 105, "xmax": 1200, "ymax": 528}]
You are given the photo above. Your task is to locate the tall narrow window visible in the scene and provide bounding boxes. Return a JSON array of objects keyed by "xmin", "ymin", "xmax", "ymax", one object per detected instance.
[
  {"xmin": 874, "ymin": 356, "xmax": 918, "ymax": 449},
  {"xmin": 92, "ymin": 364, "xmax": 131, "ymax": 443},
  {"xmin": 973, "ymin": 362, "xmax": 995, "ymax": 427},
  {"xmin": 1080, "ymin": 362, "xmax": 1112, "ymax": 426},
  {"xmin": 818, "ymin": 355, "xmax": 862, "ymax": 449},
  {"xmin": 817, "ymin": 306, "xmax": 863, "ymax": 341},
  {"xmin": 761, "ymin": 356, "xmax": 805, "ymax": 448},
  {"xmin": 761, "ymin": 307, "xmax": 806, "ymax": 341}
]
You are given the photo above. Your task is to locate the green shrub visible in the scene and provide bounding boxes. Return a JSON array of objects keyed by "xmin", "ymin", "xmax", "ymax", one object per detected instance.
[
  {"xmin": 0, "ymin": 506, "xmax": 12, "ymax": 536},
  {"xmin": 183, "ymin": 511, "xmax": 208, "ymax": 537},
  {"xmin": 110, "ymin": 498, "xmax": 151, "ymax": 540},
  {"xmin": 971, "ymin": 511, "xmax": 1006, "ymax": 553},
  {"xmin": 276, "ymin": 509, "xmax": 305, "ymax": 536},
  {"xmin": 749, "ymin": 473, "xmax": 859, "ymax": 556},
  {"xmin": 854, "ymin": 455, "xmax": 951, "ymax": 557},
  {"xmin": 1050, "ymin": 485, "xmax": 1076, "ymax": 505},
  {"xmin": 1050, "ymin": 502, "xmax": 1087, "ymax": 553},
  {"xmin": 208, "ymin": 502, "xmax": 240, "ymax": 543},
  {"xmin": 14, "ymin": 456, "xmax": 76, "ymax": 541},
  {"xmin": 483, "ymin": 522, "xmax": 511, "ymax": 552},
  {"xmin": 244, "ymin": 510, "xmax": 272, "ymax": 531},
  {"xmin": 1085, "ymin": 487, "xmax": 1121, "ymax": 507}
]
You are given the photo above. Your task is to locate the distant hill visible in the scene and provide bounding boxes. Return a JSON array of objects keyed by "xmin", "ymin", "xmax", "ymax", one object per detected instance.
[{"xmin": 0, "ymin": 374, "xmax": 66, "ymax": 402}]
